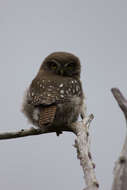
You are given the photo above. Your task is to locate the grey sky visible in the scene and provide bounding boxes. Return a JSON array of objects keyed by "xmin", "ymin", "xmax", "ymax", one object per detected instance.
[{"xmin": 0, "ymin": 0, "xmax": 127, "ymax": 189}]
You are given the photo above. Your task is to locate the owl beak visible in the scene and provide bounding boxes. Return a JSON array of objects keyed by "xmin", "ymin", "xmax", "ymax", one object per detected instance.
[{"xmin": 60, "ymin": 69, "xmax": 64, "ymax": 75}]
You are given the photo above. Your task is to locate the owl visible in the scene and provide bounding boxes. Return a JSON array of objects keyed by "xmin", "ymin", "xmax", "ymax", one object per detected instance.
[{"xmin": 22, "ymin": 52, "xmax": 85, "ymax": 135}]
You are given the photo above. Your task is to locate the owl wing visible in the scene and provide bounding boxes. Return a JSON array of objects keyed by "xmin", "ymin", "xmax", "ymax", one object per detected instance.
[{"xmin": 28, "ymin": 77, "xmax": 82, "ymax": 106}]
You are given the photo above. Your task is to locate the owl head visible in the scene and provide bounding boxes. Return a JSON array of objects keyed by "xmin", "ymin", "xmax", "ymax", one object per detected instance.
[{"xmin": 40, "ymin": 52, "xmax": 81, "ymax": 78}]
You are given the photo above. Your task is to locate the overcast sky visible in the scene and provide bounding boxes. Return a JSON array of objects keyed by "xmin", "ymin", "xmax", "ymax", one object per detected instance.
[{"xmin": 0, "ymin": 0, "xmax": 127, "ymax": 190}]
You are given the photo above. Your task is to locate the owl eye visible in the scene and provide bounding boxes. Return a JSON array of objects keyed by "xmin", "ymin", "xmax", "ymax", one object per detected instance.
[
  {"xmin": 49, "ymin": 61, "xmax": 58, "ymax": 70},
  {"xmin": 67, "ymin": 63, "xmax": 73, "ymax": 70}
]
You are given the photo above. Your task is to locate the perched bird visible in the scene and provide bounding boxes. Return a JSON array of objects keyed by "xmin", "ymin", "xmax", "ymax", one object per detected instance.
[{"xmin": 22, "ymin": 52, "xmax": 85, "ymax": 135}]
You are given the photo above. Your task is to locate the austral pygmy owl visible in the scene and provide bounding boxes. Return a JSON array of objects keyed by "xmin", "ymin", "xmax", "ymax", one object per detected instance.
[{"xmin": 22, "ymin": 52, "xmax": 85, "ymax": 135}]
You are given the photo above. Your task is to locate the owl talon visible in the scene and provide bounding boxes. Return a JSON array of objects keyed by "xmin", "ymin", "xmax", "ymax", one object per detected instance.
[
  {"xmin": 81, "ymin": 114, "xmax": 84, "ymax": 120},
  {"xmin": 56, "ymin": 131, "xmax": 62, "ymax": 136}
]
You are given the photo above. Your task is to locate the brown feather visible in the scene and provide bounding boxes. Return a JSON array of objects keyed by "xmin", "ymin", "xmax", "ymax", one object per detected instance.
[{"xmin": 39, "ymin": 105, "xmax": 56, "ymax": 127}]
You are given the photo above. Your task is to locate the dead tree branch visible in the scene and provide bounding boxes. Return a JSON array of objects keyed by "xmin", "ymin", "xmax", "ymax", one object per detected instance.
[
  {"xmin": 111, "ymin": 88, "xmax": 127, "ymax": 190},
  {"xmin": 0, "ymin": 126, "xmax": 73, "ymax": 140},
  {"xmin": 73, "ymin": 114, "xmax": 99, "ymax": 190}
]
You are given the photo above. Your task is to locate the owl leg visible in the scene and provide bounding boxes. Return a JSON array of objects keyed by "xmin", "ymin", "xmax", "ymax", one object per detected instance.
[{"xmin": 80, "ymin": 98, "xmax": 87, "ymax": 119}]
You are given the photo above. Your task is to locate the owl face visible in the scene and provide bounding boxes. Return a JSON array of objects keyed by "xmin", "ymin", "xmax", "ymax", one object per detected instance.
[{"xmin": 40, "ymin": 52, "xmax": 81, "ymax": 78}]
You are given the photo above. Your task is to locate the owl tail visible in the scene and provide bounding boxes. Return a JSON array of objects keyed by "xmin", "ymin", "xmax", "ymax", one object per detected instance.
[{"xmin": 39, "ymin": 105, "xmax": 56, "ymax": 127}]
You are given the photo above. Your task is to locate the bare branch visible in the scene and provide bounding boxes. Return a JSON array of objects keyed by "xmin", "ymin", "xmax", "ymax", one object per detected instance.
[
  {"xmin": 73, "ymin": 114, "xmax": 99, "ymax": 190},
  {"xmin": 111, "ymin": 88, "xmax": 127, "ymax": 119},
  {"xmin": 0, "ymin": 126, "xmax": 73, "ymax": 140},
  {"xmin": 111, "ymin": 88, "xmax": 127, "ymax": 190}
]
